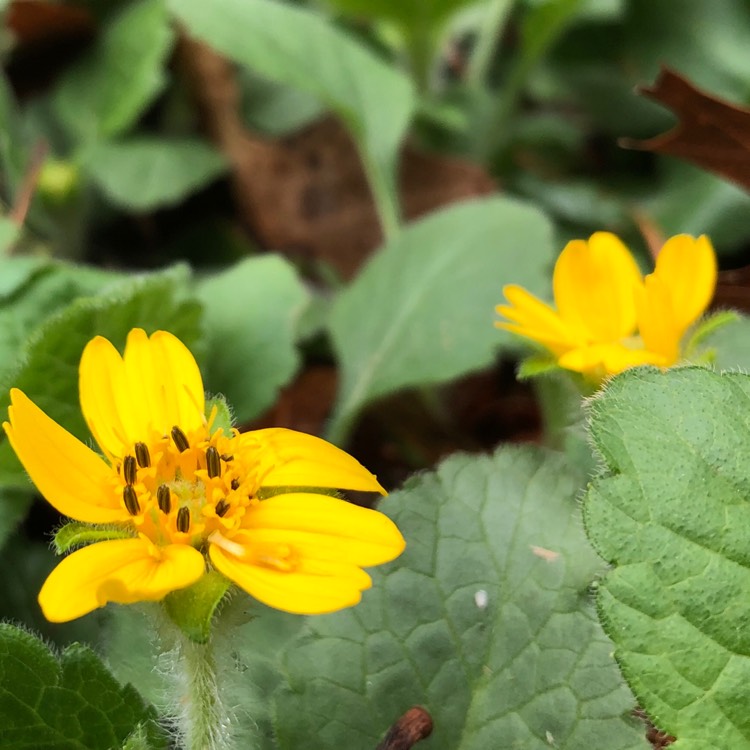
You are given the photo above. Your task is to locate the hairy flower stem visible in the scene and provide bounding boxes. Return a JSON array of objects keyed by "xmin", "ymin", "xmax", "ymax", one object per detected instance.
[{"xmin": 173, "ymin": 633, "xmax": 234, "ymax": 750}]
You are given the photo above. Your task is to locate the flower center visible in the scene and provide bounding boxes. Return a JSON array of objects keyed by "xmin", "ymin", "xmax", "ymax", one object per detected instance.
[{"xmin": 113, "ymin": 424, "xmax": 261, "ymax": 549}]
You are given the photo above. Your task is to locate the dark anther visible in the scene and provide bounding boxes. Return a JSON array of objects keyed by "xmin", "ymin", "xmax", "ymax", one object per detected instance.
[
  {"xmin": 123, "ymin": 486, "xmax": 141, "ymax": 516},
  {"xmin": 123, "ymin": 455, "xmax": 137, "ymax": 485},
  {"xmin": 171, "ymin": 426, "xmax": 190, "ymax": 452},
  {"xmin": 215, "ymin": 499, "xmax": 230, "ymax": 517},
  {"xmin": 134, "ymin": 442, "xmax": 151, "ymax": 468},
  {"xmin": 231, "ymin": 478, "xmax": 240, "ymax": 491},
  {"xmin": 206, "ymin": 446, "xmax": 221, "ymax": 478},
  {"xmin": 176, "ymin": 506, "xmax": 191, "ymax": 533},
  {"xmin": 220, "ymin": 454, "xmax": 234, "ymax": 462},
  {"xmin": 157, "ymin": 484, "xmax": 172, "ymax": 514}
]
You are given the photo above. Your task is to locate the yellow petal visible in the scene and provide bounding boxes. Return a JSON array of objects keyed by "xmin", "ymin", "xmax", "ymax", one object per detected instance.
[
  {"xmin": 80, "ymin": 329, "xmax": 205, "ymax": 457},
  {"xmin": 559, "ymin": 343, "xmax": 665, "ymax": 379},
  {"xmin": 249, "ymin": 428, "xmax": 386, "ymax": 494},
  {"xmin": 140, "ymin": 330, "xmax": 205, "ymax": 437},
  {"xmin": 635, "ymin": 275, "xmax": 682, "ymax": 364},
  {"xmin": 496, "ymin": 285, "xmax": 585, "ymax": 355},
  {"xmin": 651, "ymin": 234, "xmax": 717, "ymax": 334},
  {"xmin": 4, "ymin": 389, "xmax": 127, "ymax": 523},
  {"xmin": 39, "ymin": 538, "xmax": 205, "ymax": 622},
  {"xmin": 79, "ymin": 335, "xmax": 134, "ymax": 459},
  {"xmin": 243, "ymin": 493, "xmax": 405, "ymax": 566},
  {"xmin": 209, "ymin": 542, "xmax": 372, "ymax": 614},
  {"xmin": 553, "ymin": 233, "xmax": 643, "ymax": 343}
]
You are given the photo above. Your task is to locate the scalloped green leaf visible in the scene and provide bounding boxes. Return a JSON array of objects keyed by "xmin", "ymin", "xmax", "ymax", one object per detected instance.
[
  {"xmin": 86, "ymin": 138, "xmax": 227, "ymax": 211},
  {"xmin": 0, "ymin": 623, "xmax": 167, "ymax": 749},
  {"xmin": 0, "ymin": 261, "xmax": 124, "ymax": 384},
  {"xmin": 197, "ymin": 255, "xmax": 309, "ymax": 423},
  {"xmin": 327, "ymin": 197, "xmax": 554, "ymax": 441},
  {"xmin": 0, "ymin": 265, "xmax": 201, "ymax": 488},
  {"xmin": 53, "ymin": 0, "xmax": 174, "ymax": 141},
  {"xmin": 0, "ymin": 256, "xmax": 49, "ymax": 300},
  {"xmin": 262, "ymin": 447, "xmax": 647, "ymax": 749},
  {"xmin": 584, "ymin": 366, "xmax": 750, "ymax": 749}
]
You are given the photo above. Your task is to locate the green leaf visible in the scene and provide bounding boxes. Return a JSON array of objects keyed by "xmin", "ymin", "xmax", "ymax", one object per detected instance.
[
  {"xmin": 0, "ymin": 623, "xmax": 167, "ymax": 749},
  {"xmin": 0, "ymin": 260, "xmax": 124, "ymax": 384},
  {"xmin": 517, "ymin": 352, "xmax": 562, "ymax": 379},
  {"xmin": 0, "ymin": 487, "xmax": 32, "ymax": 551},
  {"xmin": 0, "ymin": 71, "xmax": 27, "ymax": 196},
  {"xmin": 167, "ymin": 0, "xmax": 415, "ymax": 232},
  {"xmin": 238, "ymin": 71, "xmax": 325, "ymax": 137},
  {"xmin": 197, "ymin": 255, "xmax": 309, "ymax": 423},
  {"xmin": 0, "ymin": 218, "xmax": 19, "ymax": 255},
  {"xmin": 584, "ymin": 366, "xmax": 750, "ymax": 748},
  {"xmin": 684, "ymin": 310, "xmax": 739, "ymax": 359},
  {"xmin": 267, "ymin": 448, "xmax": 647, "ymax": 748},
  {"xmin": 327, "ymin": 196, "xmax": 554, "ymax": 442},
  {"xmin": 649, "ymin": 163, "xmax": 750, "ymax": 255},
  {"xmin": 53, "ymin": 0, "xmax": 174, "ymax": 141},
  {"xmin": 0, "ymin": 266, "xmax": 201, "ymax": 487},
  {"xmin": 324, "ymin": 0, "xmax": 474, "ymax": 29},
  {"xmin": 700, "ymin": 312, "xmax": 750, "ymax": 371},
  {"xmin": 85, "ymin": 138, "xmax": 228, "ymax": 211},
  {"xmin": 0, "ymin": 537, "xmax": 108, "ymax": 648},
  {"xmin": 0, "ymin": 256, "xmax": 50, "ymax": 300}
]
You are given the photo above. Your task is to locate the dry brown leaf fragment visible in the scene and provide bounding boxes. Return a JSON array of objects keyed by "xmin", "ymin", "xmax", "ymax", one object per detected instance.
[{"xmin": 624, "ymin": 66, "xmax": 750, "ymax": 192}]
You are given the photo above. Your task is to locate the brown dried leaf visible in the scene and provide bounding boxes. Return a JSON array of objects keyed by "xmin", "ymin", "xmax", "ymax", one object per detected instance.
[
  {"xmin": 626, "ymin": 66, "xmax": 750, "ymax": 192},
  {"xmin": 179, "ymin": 38, "xmax": 496, "ymax": 279}
]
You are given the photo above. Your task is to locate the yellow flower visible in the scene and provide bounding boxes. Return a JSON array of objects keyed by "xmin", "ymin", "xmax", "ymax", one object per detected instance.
[
  {"xmin": 4, "ymin": 329, "xmax": 405, "ymax": 622},
  {"xmin": 496, "ymin": 232, "xmax": 717, "ymax": 381}
]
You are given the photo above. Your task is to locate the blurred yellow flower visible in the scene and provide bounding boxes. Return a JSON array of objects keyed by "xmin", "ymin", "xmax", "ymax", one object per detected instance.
[
  {"xmin": 4, "ymin": 329, "xmax": 404, "ymax": 622},
  {"xmin": 496, "ymin": 232, "xmax": 717, "ymax": 381}
]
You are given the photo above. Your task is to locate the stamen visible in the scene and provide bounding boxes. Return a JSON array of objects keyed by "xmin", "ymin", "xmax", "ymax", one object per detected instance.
[
  {"xmin": 157, "ymin": 484, "xmax": 172, "ymax": 514},
  {"xmin": 176, "ymin": 506, "xmax": 191, "ymax": 533},
  {"xmin": 206, "ymin": 446, "xmax": 221, "ymax": 478},
  {"xmin": 134, "ymin": 442, "xmax": 151, "ymax": 468},
  {"xmin": 231, "ymin": 478, "xmax": 240, "ymax": 491},
  {"xmin": 221, "ymin": 454, "xmax": 234, "ymax": 462},
  {"xmin": 123, "ymin": 486, "xmax": 140, "ymax": 515},
  {"xmin": 122, "ymin": 455, "xmax": 137, "ymax": 485},
  {"xmin": 208, "ymin": 530, "xmax": 246, "ymax": 558},
  {"xmin": 215, "ymin": 499, "xmax": 230, "ymax": 517},
  {"xmin": 171, "ymin": 426, "xmax": 190, "ymax": 452}
]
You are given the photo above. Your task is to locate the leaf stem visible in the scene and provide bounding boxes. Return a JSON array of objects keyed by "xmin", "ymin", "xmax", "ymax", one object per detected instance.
[
  {"xmin": 466, "ymin": 0, "xmax": 515, "ymax": 88},
  {"xmin": 172, "ymin": 632, "xmax": 234, "ymax": 750},
  {"xmin": 473, "ymin": 0, "xmax": 583, "ymax": 161},
  {"xmin": 360, "ymin": 150, "xmax": 401, "ymax": 241}
]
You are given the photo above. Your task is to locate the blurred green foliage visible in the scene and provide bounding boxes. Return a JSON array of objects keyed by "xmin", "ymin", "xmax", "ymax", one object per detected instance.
[{"xmin": 1, "ymin": 0, "xmax": 750, "ymax": 746}]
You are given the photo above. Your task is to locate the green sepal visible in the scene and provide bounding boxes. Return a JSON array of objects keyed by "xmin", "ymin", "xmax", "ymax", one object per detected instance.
[
  {"xmin": 206, "ymin": 394, "xmax": 233, "ymax": 437},
  {"xmin": 257, "ymin": 485, "xmax": 342, "ymax": 499},
  {"xmin": 684, "ymin": 309, "xmax": 739, "ymax": 358},
  {"xmin": 164, "ymin": 569, "xmax": 231, "ymax": 643},
  {"xmin": 54, "ymin": 521, "xmax": 133, "ymax": 554},
  {"xmin": 516, "ymin": 352, "xmax": 563, "ymax": 380}
]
